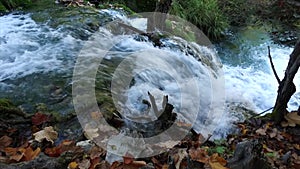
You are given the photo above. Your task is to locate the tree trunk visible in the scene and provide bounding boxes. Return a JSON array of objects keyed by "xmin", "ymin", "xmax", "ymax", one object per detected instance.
[
  {"xmin": 272, "ymin": 41, "xmax": 300, "ymax": 122},
  {"xmin": 147, "ymin": 0, "xmax": 172, "ymax": 32}
]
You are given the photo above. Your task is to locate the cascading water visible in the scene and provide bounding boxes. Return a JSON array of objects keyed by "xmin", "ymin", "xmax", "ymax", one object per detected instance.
[{"xmin": 0, "ymin": 10, "xmax": 299, "ymax": 140}]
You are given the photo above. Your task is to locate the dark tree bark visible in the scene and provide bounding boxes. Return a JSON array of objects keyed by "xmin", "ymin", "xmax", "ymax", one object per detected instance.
[
  {"xmin": 272, "ymin": 41, "xmax": 300, "ymax": 122},
  {"xmin": 147, "ymin": 0, "xmax": 173, "ymax": 32}
]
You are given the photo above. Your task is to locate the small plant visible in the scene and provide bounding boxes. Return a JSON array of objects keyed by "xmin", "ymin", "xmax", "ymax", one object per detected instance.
[{"xmin": 170, "ymin": 0, "xmax": 228, "ymax": 40}]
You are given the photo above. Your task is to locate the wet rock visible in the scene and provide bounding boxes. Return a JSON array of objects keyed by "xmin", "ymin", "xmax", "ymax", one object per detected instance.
[
  {"xmin": 0, "ymin": 153, "xmax": 67, "ymax": 169},
  {"xmin": 227, "ymin": 140, "xmax": 271, "ymax": 169}
]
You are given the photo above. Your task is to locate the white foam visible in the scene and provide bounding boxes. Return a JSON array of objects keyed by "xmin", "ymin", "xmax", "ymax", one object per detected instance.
[
  {"xmin": 0, "ymin": 13, "xmax": 81, "ymax": 81},
  {"xmin": 224, "ymin": 42, "xmax": 300, "ymax": 113}
]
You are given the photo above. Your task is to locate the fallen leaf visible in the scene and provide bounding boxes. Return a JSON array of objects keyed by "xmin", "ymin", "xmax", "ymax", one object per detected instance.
[
  {"xmin": 175, "ymin": 149, "xmax": 187, "ymax": 169},
  {"xmin": 268, "ymin": 128, "xmax": 278, "ymax": 138},
  {"xmin": 45, "ymin": 146, "xmax": 62, "ymax": 157},
  {"xmin": 68, "ymin": 161, "xmax": 78, "ymax": 169},
  {"xmin": 84, "ymin": 124, "xmax": 99, "ymax": 140},
  {"xmin": 210, "ymin": 153, "xmax": 227, "ymax": 166},
  {"xmin": 256, "ymin": 128, "xmax": 267, "ymax": 136},
  {"xmin": 0, "ymin": 136, "xmax": 12, "ymax": 150},
  {"xmin": 5, "ymin": 146, "xmax": 40, "ymax": 162},
  {"xmin": 9, "ymin": 148, "xmax": 25, "ymax": 162},
  {"xmin": 209, "ymin": 160, "xmax": 229, "ymax": 169},
  {"xmin": 89, "ymin": 157, "xmax": 101, "ymax": 169},
  {"xmin": 23, "ymin": 147, "xmax": 41, "ymax": 161},
  {"xmin": 33, "ymin": 126, "xmax": 58, "ymax": 144},
  {"xmin": 123, "ymin": 155, "xmax": 134, "ymax": 165},
  {"xmin": 283, "ymin": 111, "xmax": 300, "ymax": 127},
  {"xmin": 32, "ymin": 112, "xmax": 50, "ymax": 125},
  {"xmin": 89, "ymin": 146, "xmax": 105, "ymax": 160},
  {"xmin": 78, "ymin": 159, "xmax": 91, "ymax": 169},
  {"xmin": 189, "ymin": 148, "xmax": 209, "ymax": 163}
]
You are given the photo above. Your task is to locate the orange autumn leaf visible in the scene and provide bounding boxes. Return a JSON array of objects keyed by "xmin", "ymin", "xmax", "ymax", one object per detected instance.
[
  {"xmin": 189, "ymin": 148, "xmax": 209, "ymax": 163},
  {"xmin": 210, "ymin": 153, "xmax": 227, "ymax": 166},
  {"xmin": 23, "ymin": 147, "xmax": 41, "ymax": 161},
  {"xmin": 5, "ymin": 146, "xmax": 40, "ymax": 162},
  {"xmin": 68, "ymin": 161, "xmax": 78, "ymax": 169},
  {"xmin": 209, "ymin": 160, "xmax": 229, "ymax": 169}
]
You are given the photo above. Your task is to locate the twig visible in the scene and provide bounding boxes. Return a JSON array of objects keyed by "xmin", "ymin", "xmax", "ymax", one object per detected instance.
[
  {"xmin": 268, "ymin": 46, "xmax": 281, "ymax": 84},
  {"xmin": 251, "ymin": 107, "xmax": 274, "ymax": 118}
]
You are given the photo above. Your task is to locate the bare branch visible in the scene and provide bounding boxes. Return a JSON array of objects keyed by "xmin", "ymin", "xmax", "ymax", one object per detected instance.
[{"xmin": 268, "ymin": 46, "xmax": 281, "ymax": 84}]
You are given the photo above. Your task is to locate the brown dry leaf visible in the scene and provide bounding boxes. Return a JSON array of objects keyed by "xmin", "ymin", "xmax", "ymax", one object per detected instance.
[
  {"xmin": 68, "ymin": 161, "xmax": 78, "ymax": 169},
  {"xmin": 4, "ymin": 147, "xmax": 18, "ymax": 157},
  {"xmin": 23, "ymin": 147, "xmax": 41, "ymax": 161},
  {"xmin": 256, "ymin": 128, "xmax": 267, "ymax": 136},
  {"xmin": 123, "ymin": 155, "xmax": 134, "ymax": 165},
  {"xmin": 0, "ymin": 136, "xmax": 12, "ymax": 150},
  {"xmin": 31, "ymin": 112, "xmax": 50, "ymax": 126},
  {"xmin": 210, "ymin": 153, "xmax": 227, "ymax": 166},
  {"xmin": 89, "ymin": 146, "xmax": 105, "ymax": 160},
  {"xmin": 189, "ymin": 148, "xmax": 209, "ymax": 164},
  {"xmin": 89, "ymin": 157, "xmax": 101, "ymax": 169},
  {"xmin": 45, "ymin": 146, "xmax": 62, "ymax": 157},
  {"xmin": 162, "ymin": 164, "xmax": 169, "ymax": 169},
  {"xmin": 78, "ymin": 159, "xmax": 91, "ymax": 169},
  {"xmin": 268, "ymin": 128, "xmax": 278, "ymax": 138},
  {"xmin": 175, "ymin": 148, "xmax": 187, "ymax": 169},
  {"xmin": 9, "ymin": 148, "xmax": 25, "ymax": 162},
  {"xmin": 33, "ymin": 126, "xmax": 58, "ymax": 144},
  {"xmin": 127, "ymin": 161, "xmax": 147, "ymax": 168},
  {"xmin": 283, "ymin": 112, "xmax": 300, "ymax": 127},
  {"xmin": 84, "ymin": 124, "xmax": 99, "ymax": 140},
  {"xmin": 209, "ymin": 161, "xmax": 229, "ymax": 169}
]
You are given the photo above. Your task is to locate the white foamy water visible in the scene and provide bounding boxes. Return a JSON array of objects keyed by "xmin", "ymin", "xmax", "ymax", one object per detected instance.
[
  {"xmin": 1, "ymin": 11, "xmax": 299, "ymax": 138},
  {"xmin": 223, "ymin": 42, "xmax": 300, "ymax": 113},
  {"xmin": 0, "ymin": 13, "xmax": 81, "ymax": 82}
]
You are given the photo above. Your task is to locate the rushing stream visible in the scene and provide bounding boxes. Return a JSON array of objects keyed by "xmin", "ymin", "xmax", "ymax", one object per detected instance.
[{"xmin": 0, "ymin": 9, "xmax": 299, "ymax": 138}]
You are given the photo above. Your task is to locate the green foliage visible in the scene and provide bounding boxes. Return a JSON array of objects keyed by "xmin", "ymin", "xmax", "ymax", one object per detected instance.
[
  {"xmin": 170, "ymin": 0, "xmax": 228, "ymax": 40},
  {"xmin": 0, "ymin": 0, "xmax": 33, "ymax": 10}
]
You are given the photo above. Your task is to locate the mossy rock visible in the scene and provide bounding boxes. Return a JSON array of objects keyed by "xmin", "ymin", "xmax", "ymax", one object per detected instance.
[
  {"xmin": 0, "ymin": 98, "xmax": 25, "ymax": 120},
  {"xmin": 0, "ymin": 98, "xmax": 14, "ymax": 108}
]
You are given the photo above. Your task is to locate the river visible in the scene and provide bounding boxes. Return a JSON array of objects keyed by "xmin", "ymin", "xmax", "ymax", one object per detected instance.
[{"xmin": 0, "ymin": 9, "xmax": 299, "ymax": 138}]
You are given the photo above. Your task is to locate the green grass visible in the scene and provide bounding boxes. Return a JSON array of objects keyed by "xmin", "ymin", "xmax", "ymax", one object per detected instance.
[{"xmin": 170, "ymin": 0, "xmax": 228, "ymax": 40}]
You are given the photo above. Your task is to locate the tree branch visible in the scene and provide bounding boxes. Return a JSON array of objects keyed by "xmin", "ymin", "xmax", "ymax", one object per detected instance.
[{"xmin": 268, "ymin": 46, "xmax": 281, "ymax": 84}]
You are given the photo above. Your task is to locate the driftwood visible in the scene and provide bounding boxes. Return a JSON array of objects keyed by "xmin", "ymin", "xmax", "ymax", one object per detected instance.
[{"xmin": 272, "ymin": 41, "xmax": 300, "ymax": 122}]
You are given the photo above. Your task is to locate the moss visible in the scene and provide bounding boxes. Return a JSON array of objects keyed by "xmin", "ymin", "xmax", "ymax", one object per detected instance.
[{"xmin": 0, "ymin": 98, "xmax": 14, "ymax": 108}]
